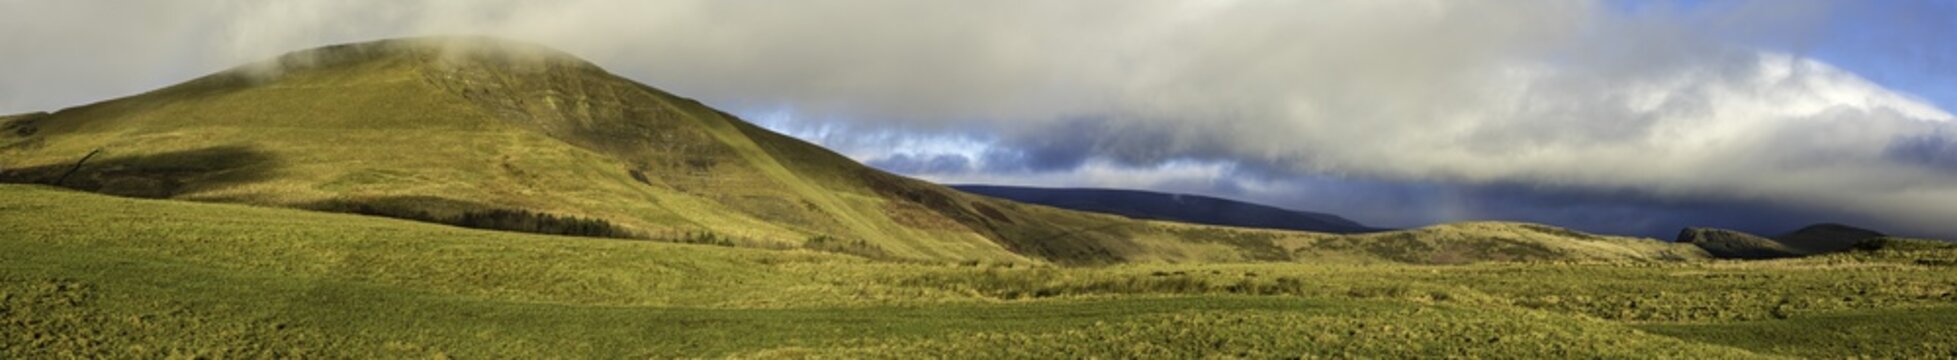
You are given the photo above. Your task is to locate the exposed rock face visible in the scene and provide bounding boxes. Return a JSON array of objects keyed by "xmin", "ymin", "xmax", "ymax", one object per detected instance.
[{"xmin": 1676, "ymin": 227, "xmax": 1801, "ymax": 259}]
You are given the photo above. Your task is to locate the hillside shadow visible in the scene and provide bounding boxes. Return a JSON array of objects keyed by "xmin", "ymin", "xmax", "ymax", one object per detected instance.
[
  {"xmin": 305, "ymin": 195, "xmax": 641, "ymax": 240},
  {"xmin": 0, "ymin": 145, "xmax": 279, "ymax": 198}
]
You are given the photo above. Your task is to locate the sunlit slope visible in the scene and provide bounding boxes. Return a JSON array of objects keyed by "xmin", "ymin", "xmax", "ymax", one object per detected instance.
[
  {"xmin": 0, "ymin": 37, "xmax": 1103, "ymax": 263},
  {"xmin": 1155, "ymin": 221, "xmax": 1711, "ymax": 264},
  {"xmin": 0, "ymin": 37, "xmax": 1705, "ymax": 264}
]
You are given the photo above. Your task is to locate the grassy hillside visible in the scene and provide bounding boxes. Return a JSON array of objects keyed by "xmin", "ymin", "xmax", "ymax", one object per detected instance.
[
  {"xmin": 5, "ymin": 185, "xmax": 1956, "ymax": 357},
  {"xmin": 1287, "ymin": 222, "xmax": 1708, "ymax": 263},
  {"xmin": 1678, "ymin": 227, "xmax": 1803, "ymax": 259},
  {"xmin": 0, "ymin": 37, "xmax": 1156, "ymax": 264},
  {"xmin": 0, "ymin": 37, "xmax": 1703, "ymax": 265}
]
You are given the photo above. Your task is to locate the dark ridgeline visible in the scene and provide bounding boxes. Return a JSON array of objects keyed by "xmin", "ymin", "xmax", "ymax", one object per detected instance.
[
  {"xmin": 1676, "ymin": 223, "xmax": 1895, "ymax": 259},
  {"xmin": 1772, "ymin": 223, "xmax": 1888, "ymax": 253},
  {"xmin": 952, "ymin": 185, "xmax": 1380, "ymax": 234}
]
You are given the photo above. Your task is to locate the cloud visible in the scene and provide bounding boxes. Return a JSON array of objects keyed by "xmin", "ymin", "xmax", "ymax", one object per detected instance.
[
  {"xmin": 1887, "ymin": 130, "xmax": 1957, "ymax": 172},
  {"xmin": 866, "ymin": 153, "xmax": 973, "ymax": 175},
  {"xmin": 2, "ymin": 0, "xmax": 1955, "ymax": 237}
]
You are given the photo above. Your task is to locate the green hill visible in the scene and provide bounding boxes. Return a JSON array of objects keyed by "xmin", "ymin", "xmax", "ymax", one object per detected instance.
[
  {"xmin": 1676, "ymin": 227, "xmax": 1803, "ymax": 259},
  {"xmin": 1773, "ymin": 223, "xmax": 1886, "ymax": 253},
  {"xmin": 0, "ymin": 37, "xmax": 1702, "ymax": 265},
  {"xmin": 1293, "ymin": 222, "xmax": 1709, "ymax": 264},
  {"xmin": 1675, "ymin": 224, "xmax": 1908, "ymax": 259},
  {"xmin": 0, "ymin": 37, "xmax": 1155, "ymax": 264}
]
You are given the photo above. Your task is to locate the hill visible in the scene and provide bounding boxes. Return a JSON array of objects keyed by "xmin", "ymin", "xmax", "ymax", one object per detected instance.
[
  {"xmin": 1289, "ymin": 222, "xmax": 1708, "ymax": 263},
  {"xmin": 0, "ymin": 37, "xmax": 1188, "ymax": 264},
  {"xmin": 1675, "ymin": 227, "xmax": 1802, "ymax": 259},
  {"xmin": 1674, "ymin": 223, "xmax": 1895, "ymax": 259},
  {"xmin": 0, "ymin": 37, "xmax": 1701, "ymax": 265},
  {"xmin": 1773, "ymin": 223, "xmax": 1886, "ymax": 253},
  {"xmin": 951, "ymin": 185, "xmax": 1379, "ymax": 233}
]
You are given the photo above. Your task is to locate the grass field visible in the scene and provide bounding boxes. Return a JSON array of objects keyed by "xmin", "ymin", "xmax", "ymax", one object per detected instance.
[{"xmin": 5, "ymin": 184, "xmax": 1955, "ymax": 358}]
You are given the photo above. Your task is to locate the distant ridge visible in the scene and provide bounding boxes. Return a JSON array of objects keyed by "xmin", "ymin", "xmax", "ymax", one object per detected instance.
[
  {"xmin": 1774, "ymin": 223, "xmax": 1886, "ymax": 253},
  {"xmin": 952, "ymin": 185, "xmax": 1380, "ymax": 234},
  {"xmin": 1675, "ymin": 227, "xmax": 1801, "ymax": 259},
  {"xmin": 1676, "ymin": 223, "xmax": 1891, "ymax": 259}
]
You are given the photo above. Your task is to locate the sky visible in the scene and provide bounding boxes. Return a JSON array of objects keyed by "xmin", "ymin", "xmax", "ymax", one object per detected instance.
[{"xmin": 2, "ymin": 0, "xmax": 1955, "ymax": 239}]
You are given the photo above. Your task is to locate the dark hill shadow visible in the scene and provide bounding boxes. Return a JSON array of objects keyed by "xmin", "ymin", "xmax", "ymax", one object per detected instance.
[
  {"xmin": 304, "ymin": 195, "xmax": 641, "ymax": 240},
  {"xmin": 0, "ymin": 145, "xmax": 278, "ymax": 198}
]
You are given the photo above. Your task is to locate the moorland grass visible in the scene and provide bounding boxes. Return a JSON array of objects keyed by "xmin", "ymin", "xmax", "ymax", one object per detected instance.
[{"xmin": 5, "ymin": 185, "xmax": 1957, "ymax": 357}]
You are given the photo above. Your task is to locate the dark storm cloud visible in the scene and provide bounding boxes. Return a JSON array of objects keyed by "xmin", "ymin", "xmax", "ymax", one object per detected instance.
[
  {"xmin": 1427, "ymin": 183, "xmax": 1877, "ymax": 239},
  {"xmin": 1886, "ymin": 131, "xmax": 1957, "ymax": 172},
  {"xmin": 1026, "ymin": 169, "xmax": 1910, "ymax": 239},
  {"xmin": 864, "ymin": 153, "xmax": 974, "ymax": 175}
]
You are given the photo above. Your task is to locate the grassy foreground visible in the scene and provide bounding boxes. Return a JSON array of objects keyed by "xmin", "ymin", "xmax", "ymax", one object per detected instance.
[{"xmin": 4, "ymin": 184, "xmax": 1955, "ymax": 358}]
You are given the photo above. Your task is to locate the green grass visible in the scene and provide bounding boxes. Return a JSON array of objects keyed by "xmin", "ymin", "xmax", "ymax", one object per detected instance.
[
  {"xmin": 1, "ymin": 244, "xmax": 1755, "ymax": 358},
  {"xmin": 1642, "ymin": 306, "xmax": 1957, "ymax": 358},
  {"xmin": 6, "ymin": 184, "xmax": 1957, "ymax": 357},
  {"xmin": 6, "ymin": 241, "xmax": 1333, "ymax": 358}
]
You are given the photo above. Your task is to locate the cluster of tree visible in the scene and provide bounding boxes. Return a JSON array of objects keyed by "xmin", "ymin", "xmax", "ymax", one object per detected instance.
[
  {"xmin": 671, "ymin": 231, "xmax": 737, "ymax": 247},
  {"xmin": 451, "ymin": 208, "xmax": 638, "ymax": 239}
]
